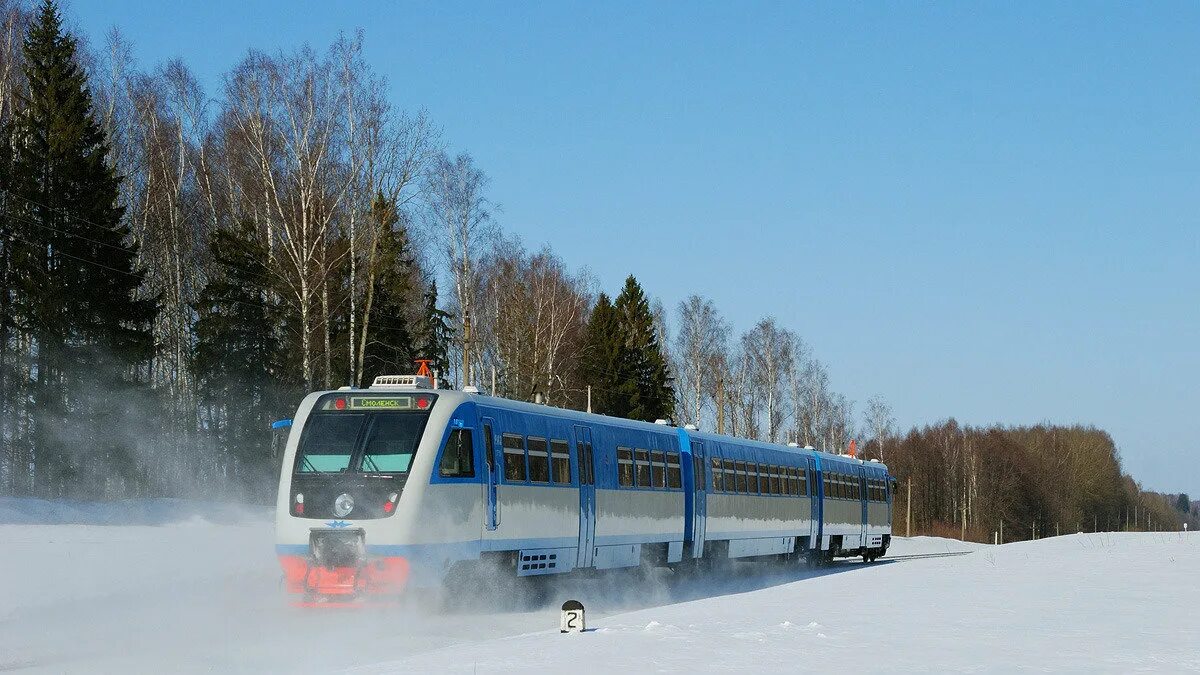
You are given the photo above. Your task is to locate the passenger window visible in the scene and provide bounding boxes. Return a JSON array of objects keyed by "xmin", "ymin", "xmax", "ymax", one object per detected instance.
[
  {"xmin": 617, "ymin": 447, "xmax": 634, "ymax": 487},
  {"xmin": 666, "ymin": 452, "xmax": 682, "ymax": 489},
  {"xmin": 483, "ymin": 423, "xmax": 494, "ymax": 471},
  {"xmin": 711, "ymin": 458, "xmax": 723, "ymax": 491},
  {"xmin": 635, "ymin": 449, "xmax": 651, "ymax": 487},
  {"xmin": 502, "ymin": 434, "xmax": 526, "ymax": 482},
  {"xmin": 438, "ymin": 428, "xmax": 475, "ymax": 477},
  {"xmin": 650, "ymin": 450, "xmax": 666, "ymax": 488},
  {"xmin": 550, "ymin": 440, "xmax": 571, "ymax": 484},
  {"xmin": 527, "ymin": 437, "xmax": 549, "ymax": 483},
  {"xmin": 770, "ymin": 466, "xmax": 781, "ymax": 495}
]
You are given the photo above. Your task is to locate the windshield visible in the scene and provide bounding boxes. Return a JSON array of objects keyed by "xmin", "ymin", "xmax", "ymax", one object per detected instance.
[{"xmin": 296, "ymin": 409, "xmax": 431, "ymax": 474}]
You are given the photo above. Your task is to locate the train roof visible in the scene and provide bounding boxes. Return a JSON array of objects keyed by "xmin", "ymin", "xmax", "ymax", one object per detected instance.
[{"xmin": 317, "ymin": 382, "xmax": 889, "ymax": 472}]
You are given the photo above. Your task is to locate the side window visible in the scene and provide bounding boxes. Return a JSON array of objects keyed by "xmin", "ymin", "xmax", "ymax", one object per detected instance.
[
  {"xmin": 651, "ymin": 450, "xmax": 666, "ymax": 489},
  {"xmin": 503, "ymin": 433, "xmax": 526, "ymax": 482},
  {"xmin": 550, "ymin": 440, "xmax": 571, "ymax": 484},
  {"xmin": 711, "ymin": 458, "xmax": 723, "ymax": 491},
  {"xmin": 617, "ymin": 447, "xmax": 634, "ymax": 487},
  {"xmin": 735, "ymin": 461, "xmax": 748, "ymax": 493},
  {"xmin": 438, "ymin": 428, "xmax": 475, "ymax": 477},
  {"xmin": 801, "ymin": 468, "xmax": 809, "ymax": 496},
  {"xmin": 635, "ymin": 449, "xmax": 651, "ymax": 487},
  {"xmin": 528, "ymin": 437, "xmax": 550, "ymax": 483},
  {"xmin": 483, "ymin": 423, "xmax": 495, "ymax": 472},
  {"xmin": 666, "ymin": 452, "xmax": 682, "ymax": 489},
  {"xmin": 770, "ymin": 466, "xmax": 781, "ymax": 495}
]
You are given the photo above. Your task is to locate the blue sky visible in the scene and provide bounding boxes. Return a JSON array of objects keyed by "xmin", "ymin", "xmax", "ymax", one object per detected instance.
[{"xmin": 70, "ymin": 1, "xmax": 1200, "ymax": 496}]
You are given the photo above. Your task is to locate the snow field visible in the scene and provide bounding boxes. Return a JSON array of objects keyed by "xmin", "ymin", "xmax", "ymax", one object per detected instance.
[{"xmin": 1, "ymin": 515, "xmax": 1196, "ymax": 673}]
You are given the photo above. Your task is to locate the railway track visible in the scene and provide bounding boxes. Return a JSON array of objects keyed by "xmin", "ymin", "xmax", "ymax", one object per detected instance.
[{"xmin": 881, "ymin": 551, "xmax": 974, "ymax": 562}]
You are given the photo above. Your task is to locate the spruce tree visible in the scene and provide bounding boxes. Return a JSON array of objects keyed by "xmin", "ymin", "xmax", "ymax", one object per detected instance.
[
  {"xmin": 581, "ymin": 293, "xmax": 622, "ymax": 415},
  {"xmin": 613, "ymin": 275, "xmax": 674, "ymax": 422},
  {"xmin": 194, "ymin": 218, "xmax": 281, "ymax": 498},
  {"xmin": 360, "ymin": 210, "xmax": 418, "ymax": 386},
  {"xmin": 417, "ymin": 281, "xmax": 453, "ymax": 387},
  {"xmin": 7, "ymin": 0, "xmax": 153, "ymax": 497}
]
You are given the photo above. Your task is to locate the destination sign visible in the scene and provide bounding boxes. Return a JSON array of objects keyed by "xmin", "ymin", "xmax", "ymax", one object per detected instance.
[
  {"xmin": 319, "ymin": 394, "xmax": 435, "ymax": 412},
  {"xmin": 351, "ymin": 397, "xmax": 410, "ymax": 410}
]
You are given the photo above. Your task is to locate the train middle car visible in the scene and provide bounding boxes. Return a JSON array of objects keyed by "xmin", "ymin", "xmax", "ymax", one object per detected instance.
[{"xmin": 275, "ymin": 378, "xmax": 894, "ymax": 599}]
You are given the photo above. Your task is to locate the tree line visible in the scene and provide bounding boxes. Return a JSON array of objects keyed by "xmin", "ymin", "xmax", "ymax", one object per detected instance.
[{"xmin": 0, "ymin": 1, "xmax": 1190, "ymax": 534}]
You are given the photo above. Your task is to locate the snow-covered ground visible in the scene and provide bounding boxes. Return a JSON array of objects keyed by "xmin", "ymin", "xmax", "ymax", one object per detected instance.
[{"xmin": 1, "ymin": 505, "xmax": 1196, "ymax": 673}]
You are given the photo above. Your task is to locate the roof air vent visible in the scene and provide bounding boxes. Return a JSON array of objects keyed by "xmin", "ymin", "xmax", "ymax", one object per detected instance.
[{"xmin": 370, "ymin": 375, "xmax": 432, "ymax": 390}]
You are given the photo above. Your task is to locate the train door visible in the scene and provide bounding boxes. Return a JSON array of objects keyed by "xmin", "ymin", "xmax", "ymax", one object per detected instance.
[
  {"xmin": 858, "ymin": 467, "xmax": 868, "ymax": 547},
  {"xmin": 482, "ymin": 416, "xmax": 499, "ymax": 530},
  {"xmin": 574, "ymin": 426, "xmax": 596, "ymax": 569},
  {"xmin": 812, "ymin": 455, "xmax": 824, "ymax": 550},
  {"xmin": 691, "ymin": 441, "xmax": 707, "ymax": 558}
]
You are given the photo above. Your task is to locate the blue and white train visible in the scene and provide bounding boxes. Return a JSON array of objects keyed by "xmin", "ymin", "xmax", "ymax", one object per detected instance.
[{"xmin": 275, "ymin": 375, "xmax": 894, "ymax": 600}]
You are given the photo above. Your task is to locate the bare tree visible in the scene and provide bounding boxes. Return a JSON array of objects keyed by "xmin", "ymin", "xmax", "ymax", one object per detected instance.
[
  {"xmin": 742, "ymin": 317, "xmax": 793, "ymax": 443},
  {"xmin": 863, "ymin": 395, "xmax": 895, "ymax": 462},
  {"xmin": 423, "ymin": 152, "xmax": 494, "ymax": 387},
  {"xmin": 673, "ymin": 295, "xmax": 729, "ymax": 429},
  {"xmin": 794, "ymin": 354, "xmax": 830, "ymax": 448},
  {"xmin": 224, "ymin": 46, "xmax": 355, "ymax": 388}
]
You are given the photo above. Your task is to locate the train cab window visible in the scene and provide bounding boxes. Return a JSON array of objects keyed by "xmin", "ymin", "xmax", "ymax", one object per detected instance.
[
  {"xmin": 617, "ymin": 447, "xmax": 634, "ymax": 487},
  {"xmin": 666, "ymin": 452, "xmax": 682, "ymax": 489},
  {"xmin": 438, "ymin": 428, "xmax": 475, "ymax": 478},
  {"xmin": 360, "ymin": 414, "xmax": 425, "ymax": 473},
  {"xmin": 635, "ymin": 449, "xmax": 651, "ymax": 487},
  {"xmin": 502, "ymin": 434, "xmax": 527, "ymax": 482},
  {"xmin": 297, "ymin": 413, "xmax": 364, "ymax": 473},
  {"xmin": 550, "ymin": 440, "xmax": 571, "ymax": 484},
  {"xmin": 527, "ymin": 437, "xmax": 550, "ymax": 483},
  {"xmin": 650, "ymin": 450, "xmax": 666, "ymax": 488}
]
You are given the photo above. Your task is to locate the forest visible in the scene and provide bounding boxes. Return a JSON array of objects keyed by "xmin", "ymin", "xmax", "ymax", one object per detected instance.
[{"xmin": 0, "ymin": 1, "xmax": 1192, "ymax": 538}]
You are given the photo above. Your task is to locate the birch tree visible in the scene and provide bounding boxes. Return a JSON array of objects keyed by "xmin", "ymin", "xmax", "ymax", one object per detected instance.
[
  {"xmin": 423, "ymin": 151, "xmax": 493, "ymax": 387},
  {"xmin": 863, "ymin": 395, "xmax": 895, "ymax": 461},
  {"xmin": 673, "ymin": 295, "xmax": 729, "ymax": 428}
]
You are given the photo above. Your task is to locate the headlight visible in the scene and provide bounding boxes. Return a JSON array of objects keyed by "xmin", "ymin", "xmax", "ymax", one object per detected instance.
[{"xmin": 334, "ymin": 493, "xmax": 354, "ymax": 517}]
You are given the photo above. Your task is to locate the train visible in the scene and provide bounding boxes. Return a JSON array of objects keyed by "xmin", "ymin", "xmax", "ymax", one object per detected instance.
[{"xmin": 274, "ymin": 374, "xmax": 895, "ymax": 601}]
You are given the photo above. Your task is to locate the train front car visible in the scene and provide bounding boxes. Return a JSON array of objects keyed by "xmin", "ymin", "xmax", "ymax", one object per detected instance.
[{"xmin": 274, "ymin": 375, "xmax": 473, "ymax": 604}]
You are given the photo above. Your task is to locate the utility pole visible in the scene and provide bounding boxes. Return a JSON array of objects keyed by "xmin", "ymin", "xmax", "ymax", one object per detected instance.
[
  {"xmin": 906, "ymin": 478, "xmax": 912, "ymax": 538},
  {"xmin": 586, "ymin": 385, "xmax": 592, "ymax": 413},
  {"xmin": 491, "ymin": 365, "xmax": 497, "ymax": 397},
  {"xmin": 1056, "ymin": 522, "xmax": 1060, "ymax": 537}
]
